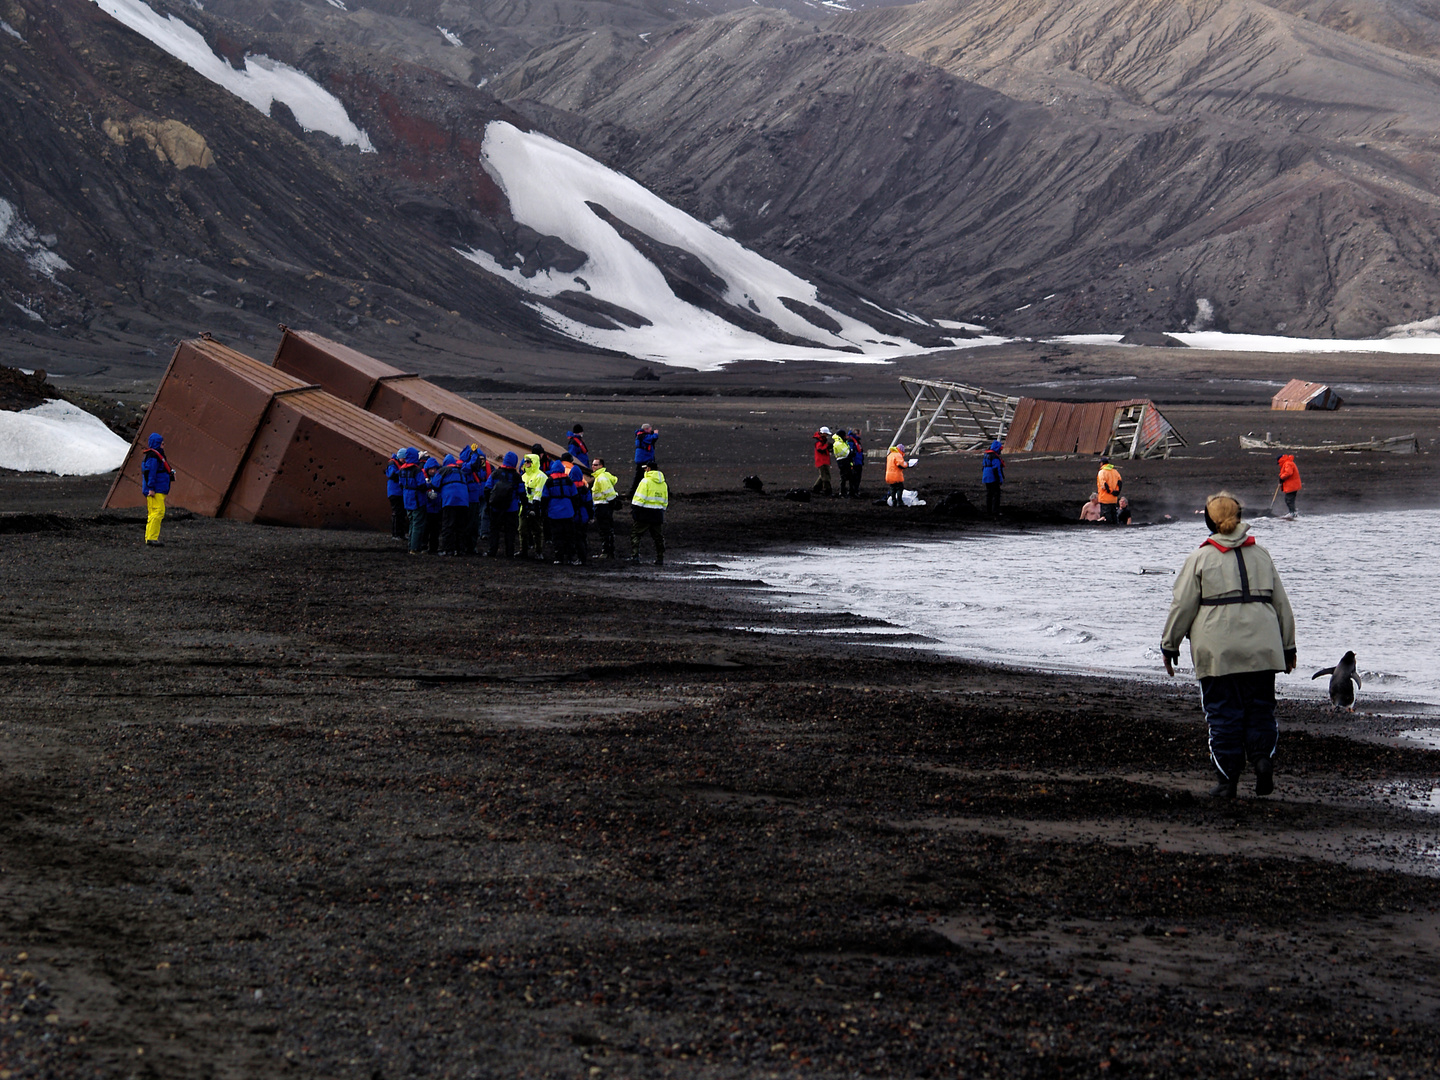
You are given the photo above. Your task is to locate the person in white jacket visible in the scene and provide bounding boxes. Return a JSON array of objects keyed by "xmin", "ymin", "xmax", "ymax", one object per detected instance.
[{"xmin": 1161, "ymin": 492, "xmax": 1297, "ymax": 800}]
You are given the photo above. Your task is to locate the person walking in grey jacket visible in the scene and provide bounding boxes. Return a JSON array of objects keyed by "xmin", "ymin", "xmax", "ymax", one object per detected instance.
[{"xmin": 1161, "ymin": 492, "xmax": 1297, "ymax": 799}]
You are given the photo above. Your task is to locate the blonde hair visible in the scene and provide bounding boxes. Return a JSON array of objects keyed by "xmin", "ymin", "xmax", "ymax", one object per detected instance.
[{"xmin": 1206, "ymin": 491, "xmax": 1242, "ymax": 533}]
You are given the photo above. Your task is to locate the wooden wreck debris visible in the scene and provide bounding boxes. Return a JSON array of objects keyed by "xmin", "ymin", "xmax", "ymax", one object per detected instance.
[{"xmin": 1239, "ymin": 434, "xmax": 1418, "ymax": 454}]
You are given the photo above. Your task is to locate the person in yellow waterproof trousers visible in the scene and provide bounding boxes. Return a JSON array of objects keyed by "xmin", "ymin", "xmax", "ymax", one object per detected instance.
[{"xmin": 140, "ymin": 432, "xmax": 175, "ymax": 547}]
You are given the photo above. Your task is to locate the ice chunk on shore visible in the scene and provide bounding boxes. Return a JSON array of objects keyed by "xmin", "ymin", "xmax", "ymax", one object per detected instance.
[{"xmin": 0, "ymin": 400, "xmax": 129, "ymax": 476}]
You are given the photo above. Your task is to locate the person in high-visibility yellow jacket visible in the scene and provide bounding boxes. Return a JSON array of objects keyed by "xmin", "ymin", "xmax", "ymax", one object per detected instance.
[
  {"xmin": 630, "ymin": 463, "xmax": 669, "ymax": 565},
  {"xmin": 590, "ymin": 457, "xmax": 620, "ymax": 558},
  {"xmin": 519, "ymin": 453, "xmax": 546, "ymax": 559}
]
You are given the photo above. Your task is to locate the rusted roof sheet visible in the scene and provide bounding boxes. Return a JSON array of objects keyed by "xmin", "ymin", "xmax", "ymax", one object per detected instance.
[
  {"xmin": 272, "ymin": 327, "xmax": 564, "ymax": 464},
  {"xmin": 104, "ymin": 336, "xmax": 449, "ymax": 529},
  {"xmin": 1272, "ymin": 379, "xmax": 1343, "ymax": 410},
  {"xmin": 1004, "ymin": 398, "xmax": 1122, "ymax": 454}
]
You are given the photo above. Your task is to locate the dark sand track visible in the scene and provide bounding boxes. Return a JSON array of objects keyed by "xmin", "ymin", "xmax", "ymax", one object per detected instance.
[{"xmin": 3, "ymin": 345, "xmax": 1440, "ymax": 1077}]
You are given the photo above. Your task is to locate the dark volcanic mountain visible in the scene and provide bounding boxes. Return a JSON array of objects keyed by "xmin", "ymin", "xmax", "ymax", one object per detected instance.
[{"xmin": 501, "ymin": 0, "xmax": 1440, "ymax": 337}]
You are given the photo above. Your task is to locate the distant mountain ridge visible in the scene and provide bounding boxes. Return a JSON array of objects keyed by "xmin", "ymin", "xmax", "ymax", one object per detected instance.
[{"xmin": 502, "ymin": 0, "xmax": 1440, "ymax": 337}]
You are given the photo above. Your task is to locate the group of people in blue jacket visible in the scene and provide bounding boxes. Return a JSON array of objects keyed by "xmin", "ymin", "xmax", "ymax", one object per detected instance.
[{"xmin": 383, "ymin": 423, "xmax": 670, "ymax": 565}]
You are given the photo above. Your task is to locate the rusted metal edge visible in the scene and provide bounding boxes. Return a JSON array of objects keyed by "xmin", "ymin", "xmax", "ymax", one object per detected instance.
[
  {"xmin": 102, "ymin": 339, "xmax": 185, "ymax": 509},
  {"xmin": 364, "ymin": 372, "xmax": 422, "ymax": 411}
]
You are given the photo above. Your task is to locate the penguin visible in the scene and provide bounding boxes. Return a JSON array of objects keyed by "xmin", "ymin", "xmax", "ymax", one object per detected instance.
[{"xmin": 1312, "ymin": 650, "xmax": 1362, "ymax": 710}]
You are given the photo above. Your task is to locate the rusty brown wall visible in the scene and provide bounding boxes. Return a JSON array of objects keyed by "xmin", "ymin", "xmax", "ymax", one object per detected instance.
[
  {"xmin": 272, "ymin": 328, "xmax": 564, "ymax": 465},
  {"xmin": 104, "ymin": 338, "xmax": 310, "ymax": 513}
]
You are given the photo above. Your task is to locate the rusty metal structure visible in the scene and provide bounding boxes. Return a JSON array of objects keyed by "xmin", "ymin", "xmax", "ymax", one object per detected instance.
[
  {"xmin": 105, "ymin": 331, "xmax": 556, "ymax": 530},
  {"xmin": 1271, "ymin": 379, "xmax": 1343, "ymax": 411},
  {"xmin": 1004, "ymin": 397, "xmax": 1184, "ymax": 458},
  {"xmin": 892, "ymin": 377, "xmax": 1184, "ymax": 459},
  {"xmin": 272, "ymin": 328, "xmax": 564, "ymax": 464}
]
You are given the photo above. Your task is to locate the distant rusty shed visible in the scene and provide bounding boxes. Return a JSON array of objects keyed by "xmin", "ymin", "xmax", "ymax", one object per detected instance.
[
  {"xmin": 1272, "ymin": 379, "xmax": 1343, "ymax": 411},
  {"xmin": 104, "ymin": 336, "xmax": 450, "ymax": 529},
  {"xmin": 272, "ymin": 328, "xmax": 564, "ymax": 464}
]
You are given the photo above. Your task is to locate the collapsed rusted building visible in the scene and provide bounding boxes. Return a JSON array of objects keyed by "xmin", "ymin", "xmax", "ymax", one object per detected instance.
[
  {"xmin": 1271, "ymin": 379, "xmax": 1343, "ymax": 411},
  {"xmin": 104, "ymin": 330, "xmax": 562, "ymax": 530},
  {"xmin": 891, "ymin": 377, "xmax": 1185, "ymax": 459}
]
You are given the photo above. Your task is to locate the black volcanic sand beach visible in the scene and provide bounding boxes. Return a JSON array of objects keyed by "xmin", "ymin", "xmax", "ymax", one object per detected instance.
[{"xmin": 4, "ymin": 344, "xmax": 1440, "ymax": 1078}]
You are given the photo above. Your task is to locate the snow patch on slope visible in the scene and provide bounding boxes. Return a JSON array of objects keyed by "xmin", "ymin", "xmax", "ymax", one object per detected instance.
[
  {"xmin": 0, "ymin": 198, "xmax": 70, "ymax": 279},
  {"xmin": 0, "ymin": 400, "xmax": 129, "ymax": 476},
  {"xmin": 457, "ymin": 122, "xmax": 951, "ymax": 370},
  {"xmin": 86, "ymin": 0, "xmax": 375, "ymax": 151}
]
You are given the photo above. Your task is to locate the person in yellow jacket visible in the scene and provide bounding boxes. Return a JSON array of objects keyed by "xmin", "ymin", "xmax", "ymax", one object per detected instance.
[
  {"xmin": 590, "ymin": 457, "xmax": 620, "ymax": 558},
  {"xmin": 1096, "ymin": 457, "xmax": 1122, "ymax": 524},
  {"xmin": 831, "ymin": 430, "xmax": 854, "ymax": 497},
  {"xmin": 629, "ymin": 462, "xmax": 669, "ymax": 565},
  {"xmin": 885, "ymin": 443, "xmax": 910, "ymax": 508},
  {"xmin": 519, "ymin": 452, "xmax": 546, "ymax": 559}
]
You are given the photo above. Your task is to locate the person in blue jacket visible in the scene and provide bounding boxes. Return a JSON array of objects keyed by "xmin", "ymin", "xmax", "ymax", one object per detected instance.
[
  {"xmin": 541, "ymin": 455, "xmax": 580, "ymax": 564},
  {"xmin": 981, "ymin": 440, "xmax": 1005, "ymax": 516},
  {"xmin": 845, "ymin": 430, "xmax": 865, "ymax": 497},
  {"xmin": 422, "ymin": 457, "xmax": 442, "ymax": 553},
  {"xmin": 434, "ymin": 454, "xmax": 469, "ymax": 555},
  {"xmin": 399, "ymin": 448, "xmax": 427, "ymax": 554},
  {"xmin": 385, "ymin": 447, "xmax": 407, "ymax": 540},
  {"xmin": 630, "ymin": 423, "xmax": 659, "ymax": 495},
  {"xmin": 566, "ymin": 425, "xmax": 590, "ymax": 470},
  {"xmin": 569, "ymin": 457, "xmax": 592, "ymax": 565},
  {"xmin": 485, "ymin": 452, "xmax": 523, "ymax": 558},
  {"xmin": 140, "ymin": 432, "xmax": 175, "ymax": 546},
  {"xmin": 460, "ymin": 445, "xmax": 490, "ymax": 556}
]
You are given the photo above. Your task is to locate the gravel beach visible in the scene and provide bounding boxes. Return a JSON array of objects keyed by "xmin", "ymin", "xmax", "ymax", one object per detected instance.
[{"xmin": 3, "ymin": 342, "xmax": 1440, "ymax": 1077}]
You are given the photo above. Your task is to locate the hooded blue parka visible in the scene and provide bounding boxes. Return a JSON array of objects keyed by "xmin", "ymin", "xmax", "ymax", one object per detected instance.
[{"xmin": 141, "ymin": 433, "xmax": 174, "ymax": 496}]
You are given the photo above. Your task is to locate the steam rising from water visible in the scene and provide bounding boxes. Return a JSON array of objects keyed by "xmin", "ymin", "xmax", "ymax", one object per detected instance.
[{"xmin": 700, "ymin": 509, "xmax": 1440, "ymax": 706}]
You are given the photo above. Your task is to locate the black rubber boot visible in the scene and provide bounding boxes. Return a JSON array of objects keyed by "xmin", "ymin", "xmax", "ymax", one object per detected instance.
[
  {"xmin": 1254, "ymin": 756, "xmax": 1274, "ymax": 797},
  {"xmin": 1208, "ymin": 777, "xmax": 1238, "ymax": 799},
  {"xmin": 1209, "ymin": 760, "xmax": 1244, "ymax": 806}
]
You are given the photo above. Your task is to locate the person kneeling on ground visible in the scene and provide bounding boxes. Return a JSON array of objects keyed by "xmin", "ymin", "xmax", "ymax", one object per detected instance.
[
  {"xmin": 1080, "ymin": 493, "xmax": 1105, "ymax": 521},
  {"xmin": 1116, "ymin": 496, "xmax": 1132, "ymax": 525},
  {"xmin": 141, "ymin": 432, "xmax": 175, "ymax": 547},
  {"xmin": 630, "ymin": 461, "xmax": 669, "ymax": 565},
  {"xmin": 1161, "ymin": 492, "xmax": 1297, "ymax": 800}
]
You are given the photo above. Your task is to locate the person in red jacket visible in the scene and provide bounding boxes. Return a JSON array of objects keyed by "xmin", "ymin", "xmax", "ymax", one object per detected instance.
[
  {"xmin": 811, "ymin": 426, "xmax": 834, "ymax": 496},
  {"xmin": 1277, "ymin": 454, "xmax": 1302, "ymax": 519}
]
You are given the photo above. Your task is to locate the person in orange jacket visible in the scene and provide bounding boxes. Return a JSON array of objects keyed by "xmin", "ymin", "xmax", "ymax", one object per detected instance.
[
  {"xmin": 886, "ymin": 443, "xmax": 910, "ymax": 507},
  {"xmin": 1096, "ymin": 456, "xmax": 1122, "ymax": 524},
  {"xmin": 1277, "ymin": 454, "xmax": 1302, "ymax": 519}
]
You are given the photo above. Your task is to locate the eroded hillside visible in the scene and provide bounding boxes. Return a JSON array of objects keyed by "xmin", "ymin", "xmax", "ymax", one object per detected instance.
[{"xmin": 501, "ymin": 5, "xmax": 1440, "ymax": 336}]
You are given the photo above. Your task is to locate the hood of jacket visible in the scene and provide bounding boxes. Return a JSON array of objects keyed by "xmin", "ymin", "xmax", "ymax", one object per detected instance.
[
  {"xmin": 522, "ymin": 453, "xmax": 540, "ymax": 475},
  {"xmin": 147, "ymin": 432, "xmax": 164, "ymax": 450},
  {"xmin": 1205, "ymin": 521, "xmax": 1252, "ymax": 548},
  {"xmin": 442, "ymin": 454, "xmax": 457, "ymax": 467},
  {"xmin": 989, "ymin": 440, "xmax": 1003, "ymax": 452},
  {"xmin": 402, "ymin": 447, "xmax": 419, "ymax": 464},
  {"xmin": 424, "ymin": 457, "xmax": 440, "ymax": 471},
  {"xmin": 502, "ymin": 451, "xmax": 518, "ymax": 468}
]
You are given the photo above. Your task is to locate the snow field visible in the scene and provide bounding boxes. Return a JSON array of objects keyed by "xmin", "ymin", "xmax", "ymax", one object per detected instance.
[{"xmin": 0, "ymin": 400, "xmax": 130, "ymax": 476}]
